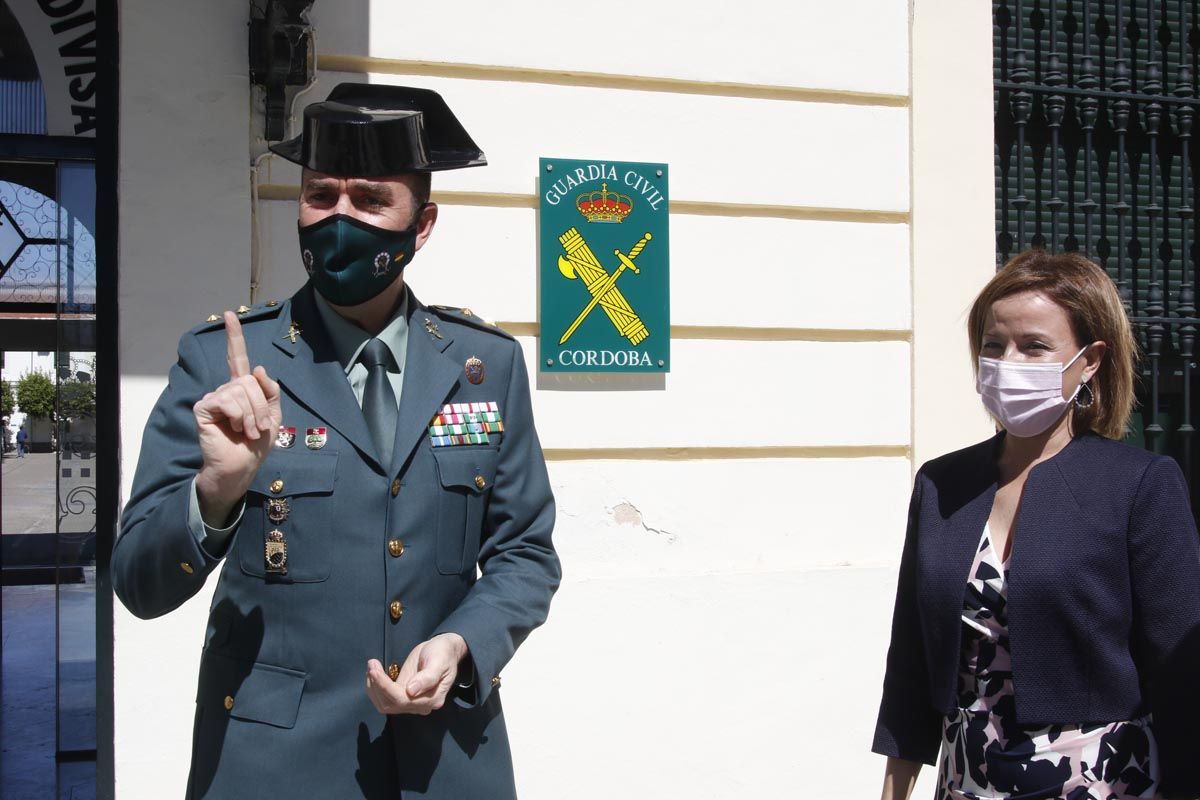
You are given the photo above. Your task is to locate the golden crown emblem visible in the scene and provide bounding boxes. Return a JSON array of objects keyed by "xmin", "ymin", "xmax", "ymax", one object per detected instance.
[{"xmin": 576, "ymin": 182, "xmax": 633, "ymax": 223}]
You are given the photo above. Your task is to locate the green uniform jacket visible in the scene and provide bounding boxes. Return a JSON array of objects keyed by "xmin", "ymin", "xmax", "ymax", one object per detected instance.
[{"xmin": 114, "ymin": 284, "xmax": 561, "ymax": 798}]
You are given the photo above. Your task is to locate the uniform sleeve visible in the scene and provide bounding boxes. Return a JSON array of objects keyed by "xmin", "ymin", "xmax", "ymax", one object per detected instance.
[
  {"xmin": 433, "ymin": 339, "xmax": 561, "ymax": 706},
  {"xmin": 187, "ymin": 477, "xmax": 245, "ymax": 556},
  {"xmin": 872, "ymin": 470, "xmax": 943, "ymax": 765},
  {"xmin": 1127, "ymin": 456, "xmax": 1200, "ymax": 798},
  {"xmin": 113, "ymin": 331, "xmax": 231, "ymax": 619}
]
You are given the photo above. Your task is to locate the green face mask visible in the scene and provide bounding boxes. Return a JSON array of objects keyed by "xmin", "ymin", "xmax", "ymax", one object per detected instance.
[{"xmin": 297, "ymin": 212, "xmax": 420, "ymax": 306}]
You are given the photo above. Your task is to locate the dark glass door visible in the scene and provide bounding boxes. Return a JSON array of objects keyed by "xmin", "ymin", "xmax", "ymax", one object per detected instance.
[{"xmin": 0, "ymin": 155, "xmax": 98, "ymax": 795}]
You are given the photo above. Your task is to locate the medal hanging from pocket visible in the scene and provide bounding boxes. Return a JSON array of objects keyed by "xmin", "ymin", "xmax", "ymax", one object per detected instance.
[
  {"xmin": 265, "ymin": 497, "xmax": 290, "ymax": 575},
  {"xmin": 265, "ymin": 529, "xmax": 289, "ymax": 575},
  {"xmin": 242, "ymin": 449, "xmax": 336, "ymax": 583},
  {"xmin": 267, "ymin": 497, "xmax": 290, "ymax": 524}
]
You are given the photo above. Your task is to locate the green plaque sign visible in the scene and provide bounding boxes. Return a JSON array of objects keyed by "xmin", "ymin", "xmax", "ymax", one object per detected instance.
[{"xmin": 538, "ymin": 157, "xmax": 670, "ymax": 372}]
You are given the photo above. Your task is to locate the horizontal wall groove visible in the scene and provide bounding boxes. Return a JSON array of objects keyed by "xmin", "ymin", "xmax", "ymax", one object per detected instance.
[
  {"xmin": 502, "ymin": 322, "xmax": 911, "ymax": 343},
  {"xmin": 257, "ymin": 185, "xmax": 910, "ymax": 224},
  {"xmin": 316, "ymin": 54, "xmax": 910, "ymax": 108},
  {"xmin": 542, "ymin": 445, "xmax": 911, "ymax": 461}
]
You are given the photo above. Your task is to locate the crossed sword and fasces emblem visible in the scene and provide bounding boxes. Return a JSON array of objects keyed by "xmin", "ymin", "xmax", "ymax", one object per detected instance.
[{"xmin": 557, "ymin": 227, "xmax": 653, "ymax": 346}]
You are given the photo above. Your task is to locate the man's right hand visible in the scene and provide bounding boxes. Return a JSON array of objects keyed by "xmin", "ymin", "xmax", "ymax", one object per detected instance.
[{"xmin": 193, "ymin": 311, "xmax": 282, "ymax": 526}]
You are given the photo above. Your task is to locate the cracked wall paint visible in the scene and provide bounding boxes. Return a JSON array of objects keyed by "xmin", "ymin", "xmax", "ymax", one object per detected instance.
[{"xmin": 609, "ymin": 500, "xmax": 677, "ymax": 542}]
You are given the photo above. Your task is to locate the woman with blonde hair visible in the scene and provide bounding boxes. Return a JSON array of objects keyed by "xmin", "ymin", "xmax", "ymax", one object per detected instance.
[{"xmin": 874, "ymin": 250, "xmax": 1200, "ymax": 800}]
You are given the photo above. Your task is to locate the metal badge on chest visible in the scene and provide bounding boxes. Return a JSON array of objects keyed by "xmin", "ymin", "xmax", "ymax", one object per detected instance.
[
  {"xmin": 464, "ymin": 356, "xmax": 485, "ymax": 385},
  {"xmin": 305, "ymin": 427, "xmax": 327, "ymax": 449},
  {"xmin": 276, "ymin": 426, "xmax": 296, "ymax": 448}
]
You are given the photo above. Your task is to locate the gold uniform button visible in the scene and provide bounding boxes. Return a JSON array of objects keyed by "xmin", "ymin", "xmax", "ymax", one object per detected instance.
[
  {"xmin": 474, "ymin": 475, "xmax": 486, "ymax": 490},
  {"xmin": 223, "ymin": 695, "xmax": 234, "ymax": 711},
  {"xmin": 387, "ymin": 663, "xmax": 400, "ymax": 681},
  {"xmin": 388, "ymin": 539, "xmax": 405, "ymax": 558},
  {"xmin": 491, "ymin": 676, "xmax": 501, "ymax": 688},
  {"xmin": 269, "ymin": 479, "xmax": 284, "ymax": 494},
  {"xmin": 180, "ymin": 561, "xmax": 194, "ymax": 574},
  {"xmin": 389, "ymin": 600, "xmax": 404, "ymax": 621},
  {"xmin": 390, "ymin": 479, "xmax": 402, "ymax": 497}
]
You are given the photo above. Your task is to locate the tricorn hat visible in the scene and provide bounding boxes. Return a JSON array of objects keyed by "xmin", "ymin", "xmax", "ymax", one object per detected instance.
[{"xmin": 269, "ymin": 83, "xmax": 486, "ymax": 175}]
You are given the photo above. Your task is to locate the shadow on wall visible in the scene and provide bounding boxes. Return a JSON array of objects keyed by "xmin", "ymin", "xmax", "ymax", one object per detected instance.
[
  {"xmin": 536, "ymin": 371, "xmax": 665, "ymax": 392},
  {"xmin": 119, "ymin": 0, "xmax": 371, "ymax": 381}
]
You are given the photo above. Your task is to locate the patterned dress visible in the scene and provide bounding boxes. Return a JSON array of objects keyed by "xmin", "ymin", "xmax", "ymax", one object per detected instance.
[{"xmin": 938, "ymin": 526, "xmax": 1159, "ymax": 800}]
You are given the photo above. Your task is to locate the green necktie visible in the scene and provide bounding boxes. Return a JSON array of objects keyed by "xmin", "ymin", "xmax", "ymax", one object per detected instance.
[{"xmin": 359, "ymin": 338, "xmax": 396, "ymax": 469}]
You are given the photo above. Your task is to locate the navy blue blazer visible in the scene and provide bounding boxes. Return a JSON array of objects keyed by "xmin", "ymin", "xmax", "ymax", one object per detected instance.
[{"xmin": 873, "ymin": 432, "xmax": 1200, "ymax": 796}]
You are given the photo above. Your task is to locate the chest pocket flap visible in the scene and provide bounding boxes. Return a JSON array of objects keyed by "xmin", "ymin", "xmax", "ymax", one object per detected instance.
[
  {"xmin": 433, "ymin": 447, "xmax": 500, "ymax": 495},
  {"xmin": 249, "ymin": 450, "xmax": 338, "ymax": 496}
]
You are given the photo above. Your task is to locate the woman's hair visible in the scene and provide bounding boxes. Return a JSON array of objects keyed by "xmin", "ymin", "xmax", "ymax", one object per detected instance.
[{"xmin": 967, "ymin": 249, "xmax": 1139, "ymax": 440}]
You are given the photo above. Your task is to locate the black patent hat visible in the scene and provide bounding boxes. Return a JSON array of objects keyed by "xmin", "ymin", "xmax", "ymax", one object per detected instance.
[{"xmin": 269, "ymin": 83, "xmax": 486, "ymax": 175}]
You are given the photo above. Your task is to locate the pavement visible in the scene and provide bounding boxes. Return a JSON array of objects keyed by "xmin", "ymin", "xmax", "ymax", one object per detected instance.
[{"xmin": 2, "ymin": 452, "xmax": 58, "ymax": 535}]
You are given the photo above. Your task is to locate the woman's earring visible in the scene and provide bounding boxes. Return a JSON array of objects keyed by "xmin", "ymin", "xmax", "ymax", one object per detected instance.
[{"xmin": 1075, "ymin": 381, "xmax": 1095, "ymax": 409}]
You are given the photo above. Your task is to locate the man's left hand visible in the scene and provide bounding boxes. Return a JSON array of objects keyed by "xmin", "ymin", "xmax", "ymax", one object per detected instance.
[{"xmin": 366, "ymin": 633, "xmax": 468, "ymax": 716}]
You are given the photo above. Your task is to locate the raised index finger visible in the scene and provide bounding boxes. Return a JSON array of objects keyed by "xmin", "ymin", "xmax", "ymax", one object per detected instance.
[{"xmin": 224, "ymin": 311, "xmax": 251, "ymax": 379}]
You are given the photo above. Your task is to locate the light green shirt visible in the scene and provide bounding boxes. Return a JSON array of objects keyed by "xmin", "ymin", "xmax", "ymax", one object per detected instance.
[{"xmin": 312, "ymin": 289, "xmax": 408, "ymax": 410}]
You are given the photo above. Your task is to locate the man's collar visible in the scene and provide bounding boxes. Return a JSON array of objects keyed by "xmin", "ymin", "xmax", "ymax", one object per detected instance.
[{"xmin": 312, "ymin": 288, "xmax": 410, "ymax": 373}]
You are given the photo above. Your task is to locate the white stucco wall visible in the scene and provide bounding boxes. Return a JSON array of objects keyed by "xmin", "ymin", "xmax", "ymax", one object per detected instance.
[
  {"xmin": 911, "ymin": 0, "xmax": 999, "ymax": 466},
  {"xmin": 113, "ymin": 1, "xmax": 995, "ymax": 798},
  {"xmin": 114, "ymin": 1, "xmax": 251, "ymax": 798}
]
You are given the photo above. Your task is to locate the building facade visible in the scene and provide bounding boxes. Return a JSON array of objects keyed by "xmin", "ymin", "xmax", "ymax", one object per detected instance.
[
  {"xmin": 4, "ymin": 1, "xmax": 1000, "ymax": 797},
  {"xmin": 111, "ymin": 1, "xmax": 994, "ymax": 797}
]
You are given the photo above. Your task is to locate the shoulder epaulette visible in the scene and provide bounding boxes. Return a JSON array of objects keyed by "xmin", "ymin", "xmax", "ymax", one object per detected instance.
[
  {"xmin": 427, "ymin": 305, "xmax": 513, "ymax": 340},
  {"xmin": 191, "ymin": 300, "xmax": 285, "ymax": 333}
]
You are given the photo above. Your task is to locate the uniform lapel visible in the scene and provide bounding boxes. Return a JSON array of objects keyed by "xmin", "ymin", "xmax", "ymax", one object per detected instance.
[
  {"xmin": 391, "ymin": 294, "xmax": 460, "ymax": 475},
  {"xmin": 271, "ymin": 285, "xmax": 380, "ymax": 465}
]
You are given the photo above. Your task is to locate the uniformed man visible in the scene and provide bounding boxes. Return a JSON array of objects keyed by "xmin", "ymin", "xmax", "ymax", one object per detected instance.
[{"xmin": 113, "ymin": 84, "xmax": 561, "ymax": 798}]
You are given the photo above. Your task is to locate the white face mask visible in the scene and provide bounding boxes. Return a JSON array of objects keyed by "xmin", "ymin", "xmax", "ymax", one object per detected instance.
[{"xmin": 976, "ymin": 346, "xmax": 1089, "ymax": 438}]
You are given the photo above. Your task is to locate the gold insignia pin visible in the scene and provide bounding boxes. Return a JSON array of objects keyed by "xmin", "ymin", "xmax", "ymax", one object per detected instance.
[
  {"xmin": 236, "ymin": 305, "xmax": 251, "ymax": 315},
  {"xmin": 281, "ymin": 322, "xmax": 302, "ymax": 344},
  {"xmin": 266, "ymin": 300, "xmax": 279, "ymax": 307},
  {"xmin": 424, "ymin": 317, "xmax": 443, "ymax": 340},
  {"xmin": 206, "ymin": 314, "xmax": 219, "ymax": 322}
]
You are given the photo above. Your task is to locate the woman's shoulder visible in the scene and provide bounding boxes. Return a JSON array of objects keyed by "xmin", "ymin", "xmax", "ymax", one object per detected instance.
[
  {"xmin": 919, "ymin": 432, "xmax": 1166, "ymax": 475},
  {"xmin": 917, "ymin": 434, "xmax": 999, "ymax": 484},
  {"xmin": 1059, "ymin": 432, "xmax": 1169, "ymax": 480}
]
